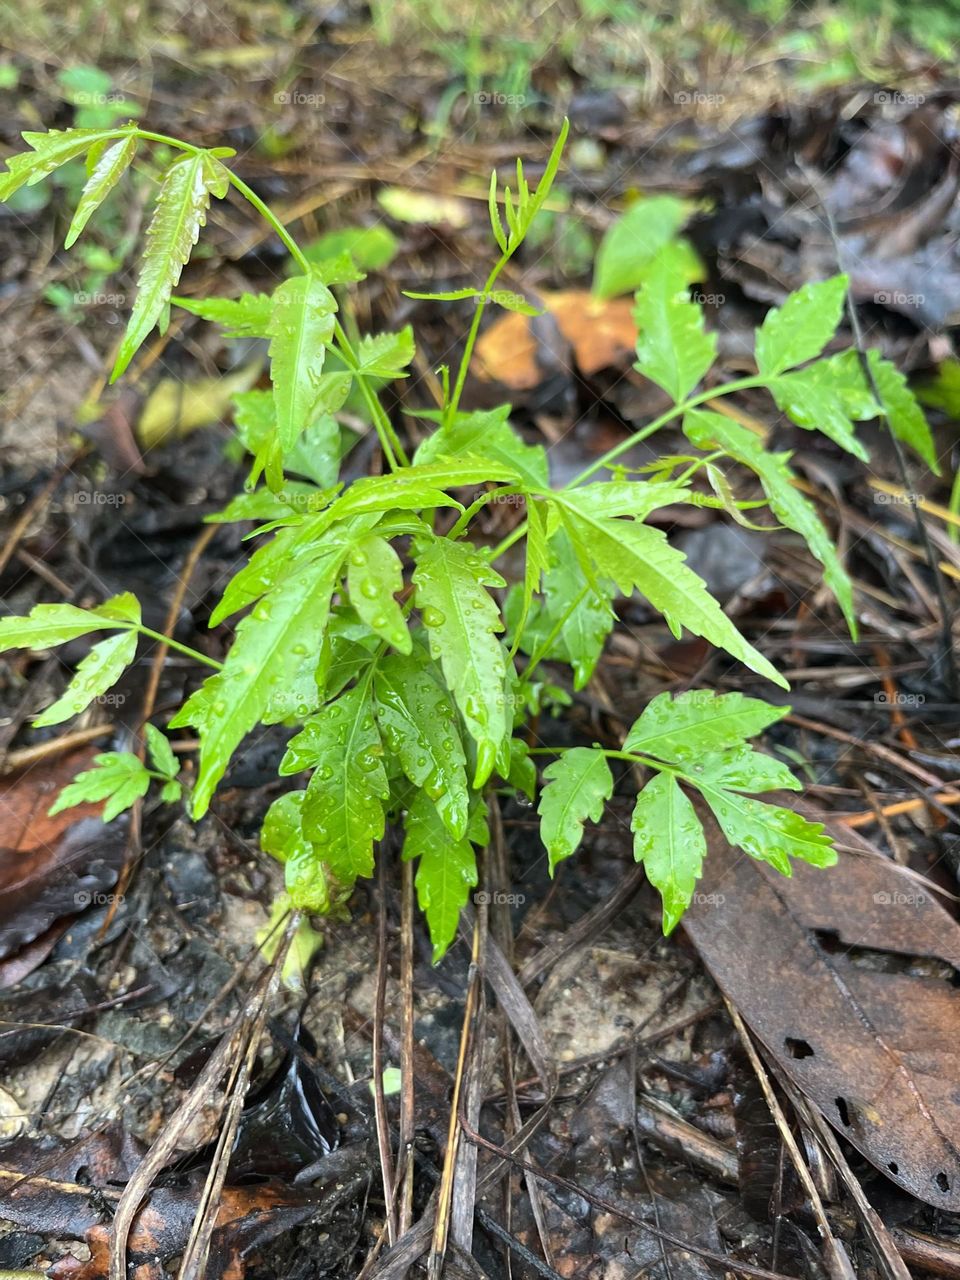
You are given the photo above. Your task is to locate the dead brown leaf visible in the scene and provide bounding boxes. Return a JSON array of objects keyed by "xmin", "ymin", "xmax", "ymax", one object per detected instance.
[
  {"xmin": 684, "ymin": 799, "xmax": 960, "ymax": 1210},
  {"xmin": 473, "ymin": 289, "xmax": 637, "ymax": 391}
]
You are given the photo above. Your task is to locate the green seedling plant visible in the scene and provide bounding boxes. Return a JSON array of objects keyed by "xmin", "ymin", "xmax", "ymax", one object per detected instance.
[{"xmin": 0, "ymin": 121, "xmax": 939, "ymax": 955}]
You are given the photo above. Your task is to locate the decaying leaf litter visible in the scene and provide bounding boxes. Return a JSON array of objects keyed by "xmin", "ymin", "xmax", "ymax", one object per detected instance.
[{"xmin": 4, "ymin": 8, "xmax": 960, "ymax": 1277}]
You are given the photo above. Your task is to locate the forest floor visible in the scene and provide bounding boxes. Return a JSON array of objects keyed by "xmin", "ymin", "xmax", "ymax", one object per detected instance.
[{"xmin": 3, "ymin": 2, "xmax": 960, "ymax": 1277}]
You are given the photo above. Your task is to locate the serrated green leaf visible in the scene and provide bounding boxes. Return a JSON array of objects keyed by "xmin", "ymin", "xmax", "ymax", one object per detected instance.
[
  {"xmin": 354, "ymin": 326, "xmax": 416, "ymax": 377},
  {"xmin": 112, "ymin": 150, "xmax": 229, "ymax": 380},
  {"xmin": 770, "ymin": 372, "xmax": 868, "ymax": 461},
  {"xmin": 33, "ymin": 629, "xmax": 138, "ymax": 727},
  {"xmin": 144, "ymin": 723, "xmax": 179, "ymax": 780},
  {"xmin": 690, "ymin": 744, "xmax": 801, "ymax": 793},
  {"xmin": 803, "ymin": 349, "xmax": 879, "ymax": 420},
  {"xmin": 624, "ymin": 690, "xmax": 787, "ymax": 762},
  {"xmin": 49, "ymin": 750, "xmax": 151, "ymax": 822},
  {"xmin": 95, "ymin": 592, "xmax": 142, "ymax": 625},
  {"xmin": 160, "ymin": 779, "xmax": 183, "ymax": 804},
  {"xmin": 489, "ymin": 168, "xmax": 507, "ymax": 252},
  {"xmin": 0, "ymin": 596, "xmax": 137, "ymax": 654},
  {"xmin": 631, "ymin": 771, "xmax": 705, "ymax": 934},
  {"xmin": 403, "ymin": 788, "xmax": 478, "ymax": 962},
  {"xmin": 507, "ymin": 527, "xmax": 614, "ymax": 691},
  {"xmin": 261, "ymin": 790, "xmax": 333, "ymax": 911},
  {"xmin": 539, "ymin": 746, "xmax": 613, "ymax": 873},
  {"xmin": 754, "ymin": 275, "xmax": 847, "ymax": 377},
  {"xmin": 556, "ymin": 498, "xmax": 787, "ymax": 689},
  {"xmin": 374, "ymin": 654, "xmax": 468, "ymax": 838},
  {"xmin": 346, "ymin": 534, "xmax": 410, "ymax": 653},
  {"xmin": 560, "ymin": 480, "xmax": 692, "ymax": 520},
  {"xmin": 300, "ymin": 224, "xmax": 398, "ymax": 273},
  {"xmin": 319, "ymin": 609, "xmax": 380, "ymax": 699},
  {"xmin": 268, "ymin": 273, "xmax": 338, "ymax": 454},
  {"xmin": 593, "ymin": 196, "xmax": 691, "ymax": 300},
  {"xmin": 413, "ymin": 537, "xmax": 508, "ymax": 787},
  {"xmin": 282, "ymin": 683, "xmax": 389, "ymax": 883},
  {"xmin": 415, "ymin": 406, "xmax": 547, "ymax": 490},
  {"xmin": 404, "ymin": 288, "xmax": 481, "ymax": 302},
  {"xmin": 633, "ymin": 249, "xmax": 716, "ymax": 402},
  {"xmin": 171, "ymin": 550, "xmax": 350, "ymax": 816},
  {"xmin": 233, "ymin": 388, "xmax": 341, "ymax": 490},
  {"xmin": 172, "ymin": 291, "xmax": 274, "ymax": 337},
  {"xmin": 488, "ymin": 290, "xmax": 541, "ymax": 316},
  {"xmin": 868, "ymin": 351, "xmax": 939, "ymax": 473},
  {"xmin": 505, "ymin": 737, "xmax": 536, "ymax": 800},
  {"xmin": 683, "ymin": 409, "xmax": 856, "ymax": 635},
  {"xmin": 698, "ymin": 787, "xmax": 836, "ymax": 874},
  {"xmin": 65, "ymin": 134, "xmax": 137, "ymax": 248},
  {"xmin": 0, "ymin": 127, "xmax": 126, "ymax": 201}
]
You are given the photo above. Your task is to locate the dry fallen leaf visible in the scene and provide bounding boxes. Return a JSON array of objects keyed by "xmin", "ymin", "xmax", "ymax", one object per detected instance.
[
  {"xmin": 684, "ymin": 797, "xmax": 960, "ymax": 1210},
  {"xmin": 0, "ymin": 749, "xmax": 127, "ymax": 961},
  {"xmin": 473, "ymin": 289, "xmax": 637, "ymax": 390}
]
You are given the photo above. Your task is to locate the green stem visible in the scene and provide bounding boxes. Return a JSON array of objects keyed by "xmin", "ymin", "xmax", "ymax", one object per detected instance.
[
  {"xmin": 518, "ymin": 582, "xmax": 589, "ymax": 680},
  {"xmin": 486, "ymin": 375, "xmax": 769, "ymax": 564},
  {"xmin": 443, "ymin": 254, "xmax": 514, "ymax": 429},
  {"xmin": 135, "ymin": 625, "xmax": 224, "ymax": 671}
]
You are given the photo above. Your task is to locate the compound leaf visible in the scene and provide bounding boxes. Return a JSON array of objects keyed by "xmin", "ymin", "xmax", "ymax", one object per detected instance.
[
  {"xmin": 33, "ymin": 629, "xmax": 138, "ymax": 727},
  {"xmin": 403, "ymin": 788, "xmax": 477, "ymax": 962},
  {"xmin": 113, "ymin": 150, "xmax": 229, "ymax": 379},
  {"xmin": 0, "ymin": 127, "xmax": 126, "ymax": 201},
  {"xmin": 624, "ymin": 690, "xmax": 787, "ymax": 762},
  {"xmin": 539, "ymin": 746, "xmax": 613, "ymax": 873},
  {"xmin": 413, "ymin": 537, "xmax": 509, "ymax": 786},
  {"xmin": 557, "ymin": 497, "xmax": 786, "ymax": 689},
  {"xmin": 347, "ymin": 534, "xmax": 410, "ymax": 654},
  {"xmin": 374, "ymin": 654, "xmax": 469, "ymax": 838},
  {"xmin": 633, "ymin": 249, "xmax": 716, "ymax": 401},
  {"xmin": 754, "ymin": 275, "xmax": 847, "ymax": 377},
  {"xmin": 684, "ymin": 409, "xmax": 856, "ymax": 634},
  {"xmin": 631, "ymin": 771, "xmax": 706, "ymax": 934},
  {"xmin": 268, "ymin": 272, "xmax": 338, "ymax": 454},
  {"xmin": 49, "ymin": 751, "xmax": 151, "ymax": 822},
  {"xmin": 171, "ymin": 551, "xmax": 347, "ymax": 816},
  {"xmin": 65, "ymin": 134, "xmax": 137, "ymax": 248},
  {"xmin": 281, "ymin": 683, "xmax": 388, "ymax": 884}
]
